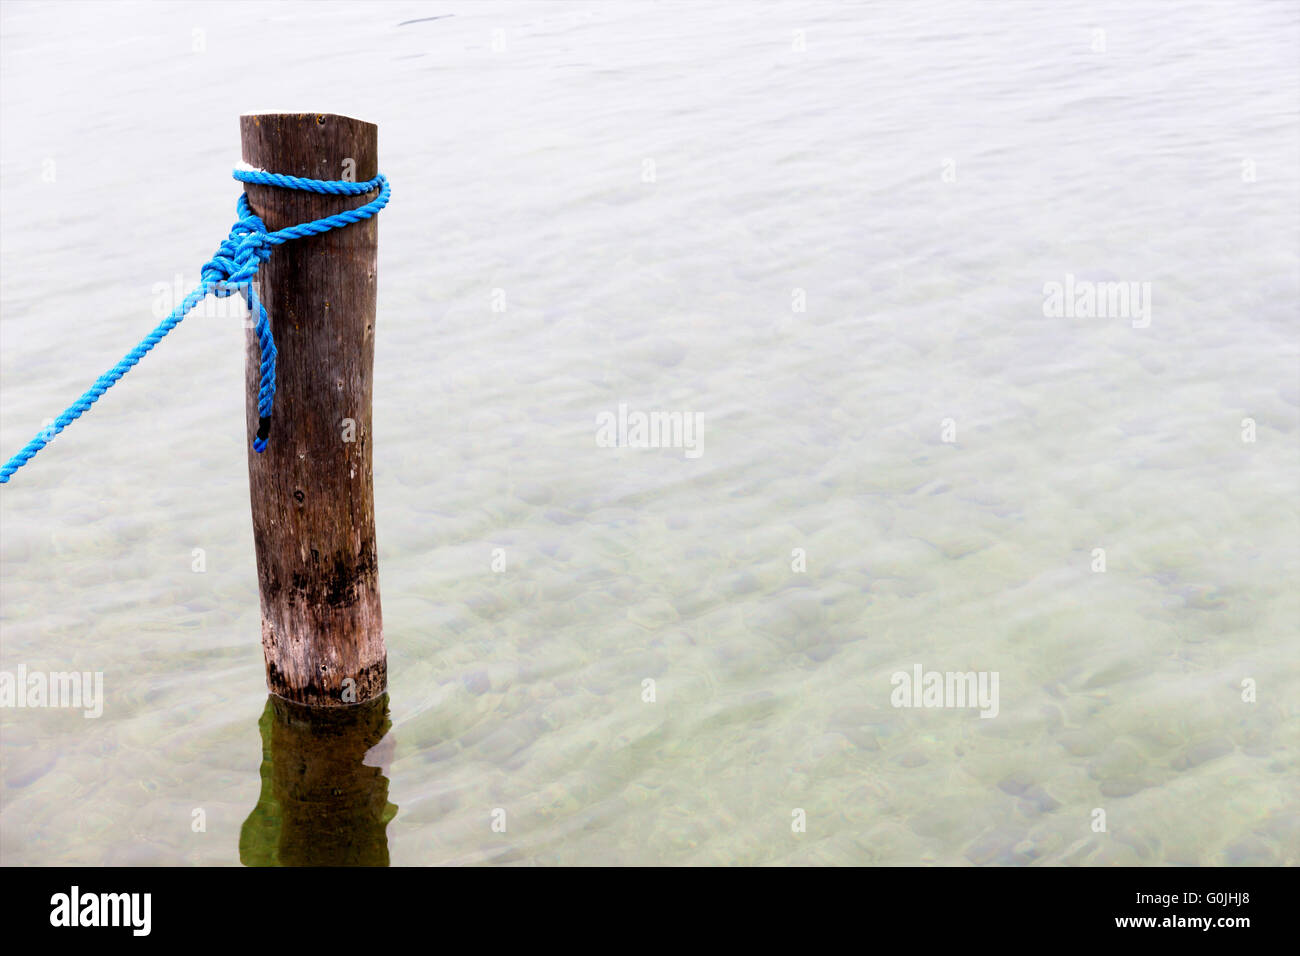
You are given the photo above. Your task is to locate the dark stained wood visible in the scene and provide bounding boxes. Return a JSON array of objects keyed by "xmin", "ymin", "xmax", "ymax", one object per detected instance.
[{"xmin": 239, "ymin": 112, "xmax": 384, "ymax": 707}]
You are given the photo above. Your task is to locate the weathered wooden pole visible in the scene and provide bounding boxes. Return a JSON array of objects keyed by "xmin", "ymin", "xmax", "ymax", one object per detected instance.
[{"xmin": 239, "ymin": 112, "xmax": 384, "ymax": 707}]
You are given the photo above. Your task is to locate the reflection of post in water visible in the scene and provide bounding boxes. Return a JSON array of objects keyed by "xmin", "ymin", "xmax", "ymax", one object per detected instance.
[{"xmin": 240, "ymin": 694, "xmax": 397, "ymax": 866}]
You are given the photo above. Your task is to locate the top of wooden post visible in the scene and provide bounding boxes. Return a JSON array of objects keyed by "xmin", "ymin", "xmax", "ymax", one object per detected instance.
[{"xmin": 239, "ymin": 113, "xmax": 377, "ymax": 188}]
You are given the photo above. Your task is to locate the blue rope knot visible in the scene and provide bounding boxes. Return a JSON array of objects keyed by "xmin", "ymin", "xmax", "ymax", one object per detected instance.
[
  {"xmin": 0, "ymin": 169, "xmax": 391, "ymax": 483},
  {"xmin": 203, "ymin": 203, "xmax": 274, "ymax": 289},
  {"xmin": 200, "ymin": 198, "xmax": 278, "ymax": 451}
]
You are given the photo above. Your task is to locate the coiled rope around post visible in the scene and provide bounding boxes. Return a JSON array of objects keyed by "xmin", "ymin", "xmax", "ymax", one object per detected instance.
[{"xmin": 0, "ymin": 169, "xmax": 391, "ymax": 484}]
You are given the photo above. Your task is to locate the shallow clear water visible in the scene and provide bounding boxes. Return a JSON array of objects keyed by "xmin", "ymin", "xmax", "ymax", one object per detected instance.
[{"xmin": 1, "ymin": 0, "xmax": 1297, "ymax": 865}]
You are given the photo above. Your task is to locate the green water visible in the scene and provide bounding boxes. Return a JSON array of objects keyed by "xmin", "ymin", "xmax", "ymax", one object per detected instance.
[{"xmin": 1, "ymin": 0, "xmax": 1297, "ymax": 865}]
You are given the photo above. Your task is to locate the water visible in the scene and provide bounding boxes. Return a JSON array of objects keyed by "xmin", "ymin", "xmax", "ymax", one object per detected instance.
[{"xmin": 1, "ymin": 0, "xmax": 1297, "ymax": 865}]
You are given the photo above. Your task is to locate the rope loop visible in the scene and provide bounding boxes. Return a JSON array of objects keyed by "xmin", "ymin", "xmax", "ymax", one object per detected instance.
[{"xmin": 0, "ymin": 169, "xmax": 391, "ymax": 483}]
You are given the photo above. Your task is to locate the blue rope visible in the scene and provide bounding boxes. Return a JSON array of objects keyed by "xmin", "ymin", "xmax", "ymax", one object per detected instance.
[{"xmin": 0, "ymin": 169, "xmax": 391, "ymax": 484}]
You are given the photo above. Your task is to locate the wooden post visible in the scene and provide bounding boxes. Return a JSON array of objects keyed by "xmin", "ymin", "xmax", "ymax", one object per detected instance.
[{"xmin": 238, "ymin": 112, "xmax": 384, "ymax": 707}]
